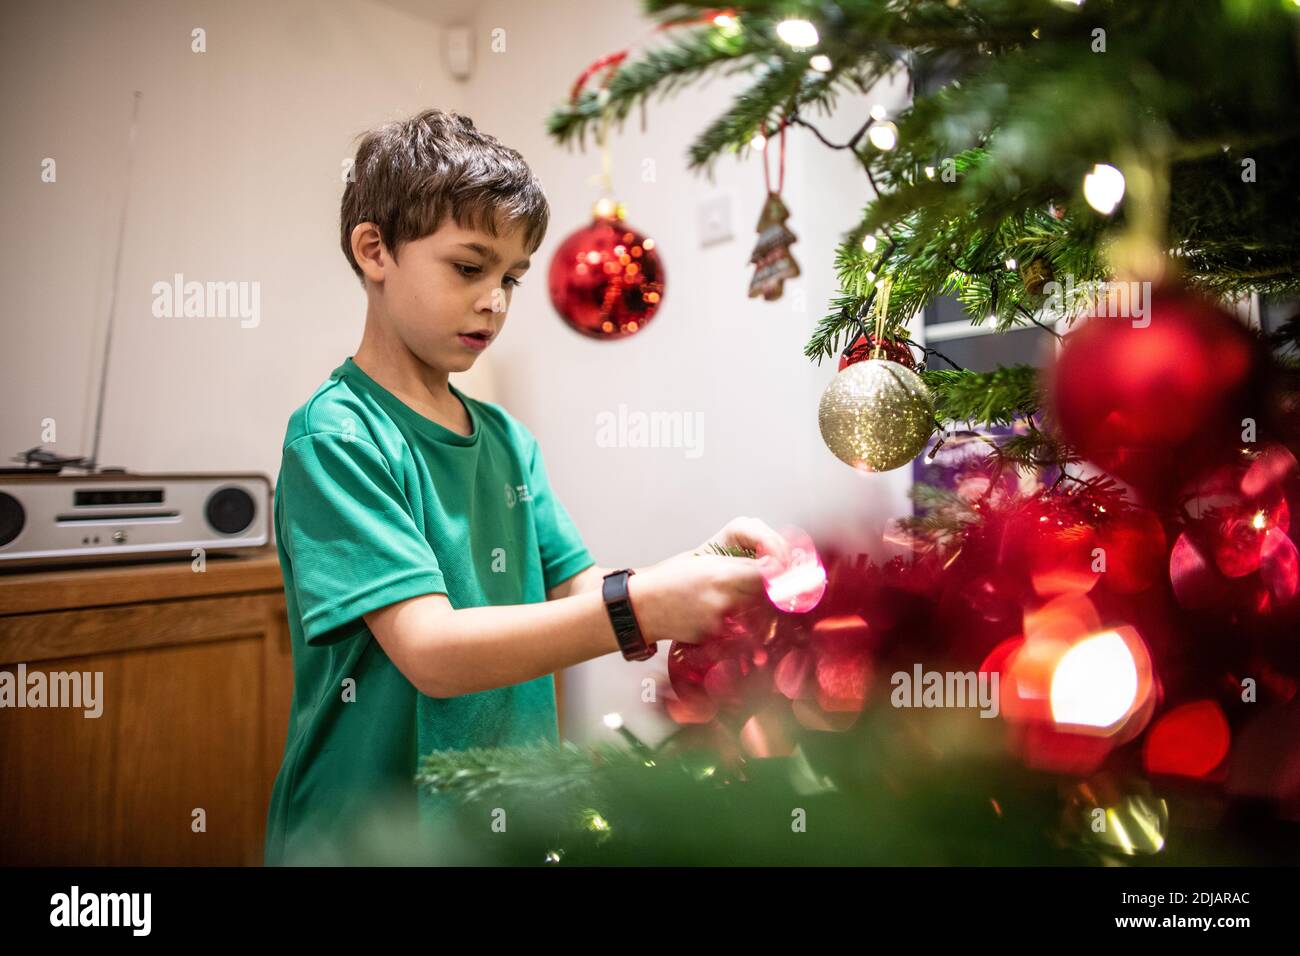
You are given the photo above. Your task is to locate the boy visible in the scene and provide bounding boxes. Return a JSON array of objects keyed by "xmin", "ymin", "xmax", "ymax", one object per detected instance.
[{"xmin": 264, "ymin": 108, "xmax": 791, "ymax": 865}]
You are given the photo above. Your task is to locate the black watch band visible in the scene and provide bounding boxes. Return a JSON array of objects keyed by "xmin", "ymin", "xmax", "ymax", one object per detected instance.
[{"xmin": 602, "ymin": 568, "xmax": 656, "ymax": 661}]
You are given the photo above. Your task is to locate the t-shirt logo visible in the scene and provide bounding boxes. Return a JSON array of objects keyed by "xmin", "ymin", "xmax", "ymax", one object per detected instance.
[{"xmin": 504, "ymin": 482, "xmax": 533, "ymax": 508}]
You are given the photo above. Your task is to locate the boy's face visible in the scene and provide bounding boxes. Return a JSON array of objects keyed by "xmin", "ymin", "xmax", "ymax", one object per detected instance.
[{"xmin": 365, "ymin": 216, "xmax": 533, "ymax": 375}]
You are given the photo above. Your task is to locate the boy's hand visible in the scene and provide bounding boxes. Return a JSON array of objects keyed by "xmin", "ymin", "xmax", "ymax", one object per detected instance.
[
  {"xmin": 696, "ymin": 515, "xmax": 792, "ymax": 569},
  {"xmin": 626, "ymin": 551, "xmax": 776, "ymax": 646}
]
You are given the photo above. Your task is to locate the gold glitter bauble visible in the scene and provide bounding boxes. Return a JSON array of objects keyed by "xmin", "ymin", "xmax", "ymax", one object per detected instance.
[{"xmin": 818, "ymin": 358, "xmax": 934, "ymax": 472}]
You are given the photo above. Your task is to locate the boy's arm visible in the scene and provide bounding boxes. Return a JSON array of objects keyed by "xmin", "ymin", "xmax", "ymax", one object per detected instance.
[
  {"xmin": 545, "ymin": 564, "xmax": 609, "ymax": 601},
  {"xmin": 364, "ymin": 549, "xmax": 774, "ymax": 700},
  {"xmin": 545, "ymin": 516, "xmax": 793, "ymax": 601},
  {"xmin": 364, "ymin": 589, "xmax": 621, "ymax": 699}
]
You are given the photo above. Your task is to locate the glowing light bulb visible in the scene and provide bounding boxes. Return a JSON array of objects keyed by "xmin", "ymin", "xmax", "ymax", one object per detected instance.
[
  {"xmin": 1050, "ymin": 630, "xmax": 1138, "ymax": 728},
  {"xmin": 1083, "ymin": 163, "xmax": 1125, "ymax": 215},
  {"xmin": 750, "ymin": 131, "xmax": 767, "ymax": 151},
  {"xmin": 602, "ymin": 712, "xmax": 624, "ymax": 730},
  {"xmin": 712, "ymin": 14, "xmax": 734, "ymax": 28},
  {"xmin": 810, "ymin": 54, "xmax": 832, "ymax": 72},
  {"xmin": 861, "ymin": 234, "xmax": 878, "ymax": 253},
  {"xmin": 869, "ymin": 103, "xmax": 889, "ymax": 121},
  {"xmin": 867, "ymin": 121, "xmax": 898, "ymax": 151},
  {"xmin": 776, "ymin": 18, "xmax": 819, "ymax": 49}
]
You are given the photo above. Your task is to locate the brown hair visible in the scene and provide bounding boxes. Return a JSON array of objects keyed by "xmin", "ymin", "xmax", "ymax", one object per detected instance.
[{"xmin": 340, "ymin": 108, "xmax": 549, "ymax": 282}]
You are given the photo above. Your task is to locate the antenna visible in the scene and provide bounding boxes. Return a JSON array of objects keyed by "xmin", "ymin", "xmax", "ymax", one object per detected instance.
[
  {"xmin": 86, "ymin": 90, "xmax": 143, "ymax": 473},
  {"xmin": 4, "ymin": 90, "xmax": 142, "ymax": 475}
]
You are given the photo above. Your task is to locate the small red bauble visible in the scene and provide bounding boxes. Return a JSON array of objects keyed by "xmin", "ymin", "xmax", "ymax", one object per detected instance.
[
  {"xmin": 547, "ymin": 201, "xmax": 665, "ymax": 340},
  {"xmin": 839, "ymin": 333, "xmax": 916, "ymax": 371}
]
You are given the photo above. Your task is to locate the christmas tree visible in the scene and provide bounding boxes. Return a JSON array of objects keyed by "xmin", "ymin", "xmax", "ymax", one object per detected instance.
[{"xmin": 414, "ymin": 0, "xmax": 1300, "ymax": 865}]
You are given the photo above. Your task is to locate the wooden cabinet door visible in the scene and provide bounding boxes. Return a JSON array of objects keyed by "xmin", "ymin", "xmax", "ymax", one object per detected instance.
[{"xmin": 0, "ymin": 591, "xmax": 293, "ymax": 865}]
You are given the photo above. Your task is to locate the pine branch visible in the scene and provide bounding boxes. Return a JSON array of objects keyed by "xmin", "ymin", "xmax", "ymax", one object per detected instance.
[
  {"xmin": 922, "ymin": 365, "xmax": 1040, "ymax": 426},
  {"xmin": 703, "ymin": 542, "xmax": 757, "ymax": 558},
  {"xmin": 416, "ymin": 740, "xmax": 647, "ymax": 805}
]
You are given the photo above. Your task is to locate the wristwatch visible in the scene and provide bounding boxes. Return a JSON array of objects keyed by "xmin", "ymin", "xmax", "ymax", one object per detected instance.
[{"xmin": 602, "ymin": 568, "xmax": 656, "ymax": 661}]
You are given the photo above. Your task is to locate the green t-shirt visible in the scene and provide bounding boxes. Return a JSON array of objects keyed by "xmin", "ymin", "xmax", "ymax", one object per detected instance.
[{"xmin": 264, "ymin": 356, "xmax": 594, "ymax": 865}]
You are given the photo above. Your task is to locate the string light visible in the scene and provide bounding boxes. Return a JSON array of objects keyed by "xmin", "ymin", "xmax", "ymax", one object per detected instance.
[
  {"xmin": 810, "ymin": 54, "xmax": 832, "ymax": 72},
  {"xmin": 750, "ymin": 131, "xmax": 767, "ymax": 150},
  {"xmin": 867, "ymin": 120, "xmax": 898, "ymax": 150},
  {"xmin": 776, "ymin": 18, "xmax": 819, "ymax": 49},
  {"xmin": 861, "ymin": 234, "xmax": 878, "ymax": 253},
  {"xmin": 1083, "ymin": 163, "xmax": 1126, "ymax": 214},
  {"xmin": 603, "ymin": 710, "xmax": 650, "ymax": 753}
]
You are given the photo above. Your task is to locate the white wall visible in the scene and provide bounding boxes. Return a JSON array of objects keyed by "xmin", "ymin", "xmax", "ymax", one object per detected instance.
[{"xmin": 1, "ymin": 0, "xmax": 914, "ymax": 744}]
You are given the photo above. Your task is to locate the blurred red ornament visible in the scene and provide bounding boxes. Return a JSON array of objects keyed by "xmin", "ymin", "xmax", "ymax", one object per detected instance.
[
  {"xmin": 1260, "ymin": 527, "xmax": 1300, "ymax": 606},
  {"xmin": 839, "ymin": 333, "xmax": 916, "ymax": 371},
  {"xmin": 547, "ymin": 201, "xmax": 665, "ymax": 339},
  {"xmin": 808, "ymin": 614, "xmax": 872, "ymax": 713},
  {"xmin": 1143, "ymin": 700, "xmax": 1230, "ymax": 778},
  {"xmin": 1168, "ymin": 531, "xmax": 1231, "ymax": 610},
  {"xmin": 1025, "ymin": 511, "xmax": 1102, "ymax": 599},
  {"xmin": 1046, "ymin": 287, "xmax": 1264, "ymax": 501},
  {"xmin": 1171, "ymin": 443, "xmax": 1300, "ymax": 611},
  {"xmin": 1095, "ymin": 507, "xmax": 1167, "ymax": 594}
]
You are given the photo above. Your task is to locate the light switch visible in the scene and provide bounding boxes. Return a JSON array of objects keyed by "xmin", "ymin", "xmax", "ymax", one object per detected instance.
[{"xmin": 698, "ymin": 193, "xmax": 734, "ymax": 247}]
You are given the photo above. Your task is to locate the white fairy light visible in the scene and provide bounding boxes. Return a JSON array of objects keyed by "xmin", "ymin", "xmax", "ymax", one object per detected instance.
[
  {"xmin": 776, "ymin": 18, "xmax": 819, "ymax": 49},
  {"xmin": 1083, "ymin": 163, "xmax": 1126, "ymax": 214},
  {"xmin": 861, "ymin": 234, "xmax": 879, "ymax": 253},
  {"xmin": 810, "ymin": 54, "xmax": 832, "ymax": 72},
  {"xmin": 867, "ymin": 121, "xmax": 898, "ymax": 151}
]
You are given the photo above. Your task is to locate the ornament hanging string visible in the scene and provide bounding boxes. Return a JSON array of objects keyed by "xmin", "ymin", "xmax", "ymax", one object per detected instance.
[
  {"xmin": 762, "ymin": 118, "xmax": 787, "ymax": 196},
  {"xmin": 871, "ymin": 277, "xmax": 893, "ymax": 360},
  {"xmin": 569, "ymin": 51, "xmax": 629, "ymax": 199}
]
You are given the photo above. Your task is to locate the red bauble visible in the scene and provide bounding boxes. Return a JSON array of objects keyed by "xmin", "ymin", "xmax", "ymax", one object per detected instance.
[
  {"xmin": 839, "ymin": 333, "xmax": 916, "ymax": 371},
  {"xmin": 547, "ymin": 204, "xmax": 665, "ymax": 339},
  {"xmin": 1095, "ymin": 507, "xmax": 1167, "ymax": 594},
  {"xmin": 1143, "ymin": 700, "xmax": 1231, "ymax": 778},
  {"xmin": 1169, "ymin": 443, "xmax": 1300, "ymax": 612},
  {"xmin": 1046, "ymin": 287, "xmax": 1265, "ymax": 502}
]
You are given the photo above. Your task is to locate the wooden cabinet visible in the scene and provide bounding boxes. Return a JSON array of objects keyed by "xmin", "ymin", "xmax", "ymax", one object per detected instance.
[{"xmin": 0, "ymin": 548, "xmax": 292, "ymax": 865}]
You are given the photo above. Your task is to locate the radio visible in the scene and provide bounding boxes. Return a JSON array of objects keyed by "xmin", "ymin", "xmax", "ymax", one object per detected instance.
[{"xmin": 0, "ymin": 472, "xmax": 270, "ymax": 570}]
